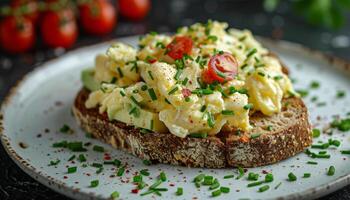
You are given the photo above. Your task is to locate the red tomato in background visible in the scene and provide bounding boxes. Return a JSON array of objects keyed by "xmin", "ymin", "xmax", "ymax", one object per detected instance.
[
  {"xmin": 41, "ymin": 9, "xmax": 78, "ymax": 48},
  {"xmin": 0, "ymin": 16, "xmax": 35, "ymax": 53},
  {"xmin": 202, "ymin": 52, "xmax": 238, "ymax": 84},
  {"xmin": 166, "ymin": 36, "xmax": 193, "ymax": 60},
  {"xmin": 118, "ymin": 0, "xmax": 150, "ymax": 21},
  {"xmin": 79, "ymin": 0, "xmax": 116, "ymax": 35},
  {"xmin": 11, "ymin": 0, "xmax": 39, "ymax": 25}
]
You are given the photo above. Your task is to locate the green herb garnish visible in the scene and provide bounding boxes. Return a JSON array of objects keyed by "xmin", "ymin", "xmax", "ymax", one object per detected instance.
[
  {"xmin": 327, "ymin": 166, "xmax": 335, "ymax": 176},
  {"xmin": 67, "ymin": 166, "xmax": 77, "ymax": 174},
  {"xmin": 288, "ymin": 172, "xmax": 297, "ymax": 181},
  {"xmin": 93, "ymin": 145, "xmax": 104, "ymax": 152},
  {"xmin": 258, "ymin": 185, "xmax": 270, "ymax": 192},
  {"xmin": 90, "ymin": 180, "xmax": 99, "ymax": 188}
]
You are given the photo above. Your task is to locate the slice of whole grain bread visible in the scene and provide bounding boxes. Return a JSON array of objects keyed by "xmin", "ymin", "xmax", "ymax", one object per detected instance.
[{"xmin": 72, "ymin": 88, "xmax": 312, "ymax": 168}]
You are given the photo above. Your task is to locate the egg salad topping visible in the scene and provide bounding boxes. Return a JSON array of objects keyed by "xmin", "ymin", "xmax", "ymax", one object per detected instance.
[{"xmin": 83, "ymin": 21, "xmax": 296, "ymax": 138}]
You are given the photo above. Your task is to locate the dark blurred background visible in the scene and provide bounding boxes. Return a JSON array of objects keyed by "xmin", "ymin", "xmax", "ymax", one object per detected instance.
[{"xmin": 0, "ymin": 0, "xmax": 350, "ymax": 199}]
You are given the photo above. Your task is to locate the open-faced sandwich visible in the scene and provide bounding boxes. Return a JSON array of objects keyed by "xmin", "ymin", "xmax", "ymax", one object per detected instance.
[{"xmin": 72, "ymin": 21, "xmax": 312, "ymax": 168}]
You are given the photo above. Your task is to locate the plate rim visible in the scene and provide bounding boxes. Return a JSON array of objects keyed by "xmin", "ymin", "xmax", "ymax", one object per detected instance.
[{"xmin": 1, "ymin": 36, "xmax": 350, "ymax": 200}]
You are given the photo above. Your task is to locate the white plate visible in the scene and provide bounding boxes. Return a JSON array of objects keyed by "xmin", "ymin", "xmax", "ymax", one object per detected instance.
[{"xmin": 1, "ymin": 36, "xmax": 350, "ymax": 200}]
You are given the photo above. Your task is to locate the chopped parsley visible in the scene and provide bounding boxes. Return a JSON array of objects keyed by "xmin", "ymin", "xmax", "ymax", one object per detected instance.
[{"xmin": 90, "ymin": 180, "xmax": 99, "ymax": 188}]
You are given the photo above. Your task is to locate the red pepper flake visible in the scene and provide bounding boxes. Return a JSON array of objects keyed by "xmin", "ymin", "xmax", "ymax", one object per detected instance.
[
  {"xmin": 126, "ymin": 169, "xmax": 130, "ymax": 174},
  {"xmin": 131, "ymin": 189, "xmax": 139, "ymax": 194},
  {"xmin": 86, "ymin": 173, "xmax": 91, "ymax": 176},
  {"xmin": 189, "ymin": 80, "xmax": 193, "ymax": 84},
  {"xmin": 262, "ymin": 170, "xmax": 269, "ymax": 174},
  {"xmin": 169, "ymin": 183, "xmax": 175, "ymax": 187},
  {"xmin": 149, "ymin": 59, "xmax": 157, "ymax": 64},
  {"xmin": 63, "ymin": 176, "xmax": 68, "ymax": 179},
  {"xmin": 181, "ymin": 88, "xmax": 192, "ymax": 98}
]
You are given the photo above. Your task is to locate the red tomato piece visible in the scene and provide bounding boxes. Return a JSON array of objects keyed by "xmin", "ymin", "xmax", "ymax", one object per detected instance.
[
  {"xmin": 0, "ymin": 16, "xmax": 35, "ymax": 53},
  {"xmin": 166, "ymin": 36, "xmax": 193, "ymax": 60},
  {"xmin": 41, "ymin": 9, "xmax": 78, "ymax": 48},
  {"xmin": 203, "ymin": 52, "xmax": 238, "ymax": 83},
  {"xmin": 119, "ymin": 0, "xmax": 150, "ymax": 21},
  {"xmin": 79, "ymin": 0, "xmax": 117, "ymax": 35}
]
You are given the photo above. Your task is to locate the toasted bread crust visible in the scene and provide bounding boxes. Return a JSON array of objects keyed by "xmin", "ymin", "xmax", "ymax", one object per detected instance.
[{"xmin": 72, "ymin": 88, "xmax": 312, "ymax": 168}]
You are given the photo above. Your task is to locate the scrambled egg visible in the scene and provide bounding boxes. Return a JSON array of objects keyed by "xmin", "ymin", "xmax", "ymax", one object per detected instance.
[{"xmin": 84, "ymin": 21, "xmax": 296, "ymax": 138}]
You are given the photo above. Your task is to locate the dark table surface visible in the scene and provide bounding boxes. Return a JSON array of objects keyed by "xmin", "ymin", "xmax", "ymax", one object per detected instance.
[{"xmin": 0, "ymin": 0, "xmax": 350, "ymax": 199}]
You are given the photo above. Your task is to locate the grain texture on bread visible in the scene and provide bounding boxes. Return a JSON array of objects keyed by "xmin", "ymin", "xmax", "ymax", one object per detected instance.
[{"xmin": 72, "ymin": 88, "xmax": 312, "ymax": 168}]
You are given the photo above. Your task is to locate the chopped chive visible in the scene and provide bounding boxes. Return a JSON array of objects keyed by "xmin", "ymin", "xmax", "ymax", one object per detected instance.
[
  {"xmin": 195, "ymin": 181, "xmax": 201, "ymax": 188},
  {"xmin": 207, "ymin": 112, "xmax": 215, "ymax": 128},
  {"xmin": 117, "ymin": 166, "xmax": 125, "ymax": 176},
  {"xmin": 143, "ymin": 159, "xmax": 152, "ymax": 165},
  {"xmin": 189, "ymin": 133, "xmax": 208, "ymax": 138},
  {"xmin": 168, "ymin": 86, "xmax": 179, "ymax": 95},
  {"xmin": 133, "ymin": 175, "xmax": 143, "ymax": 183},
  {"xmin": 296, "ymin": 89, "xmax": 309, "ymax": 98},
  {"xmin": 104, "ymin": 159, "xmax": 121, "ymax": 167},
  {"xmin": 119, "ymin": 90, "xmax": 126, "ymax": 96},
  {"xmin": 130, "ymin": 96, "xmax": 140, "ymax": 106},
  {"xmin": 288, "ymin": 172, "xmax": 297, "ymax": 181},
  {"xmin": 246, "ymin": 48, "xmax": 257, "ymax": 58},
  {"xmin": 247, "ymin": 172, "xmax": 259, "ymax": 181},
  {"xmin": 312, "ymin": 154, "xmax": 331, "ymax": 159},
  {"xmin": 336, "ymin": 90, "xmax": 346, "ymax": 98},
  {"xmin": 138, "ymin": 181, "xmax": 146, "ymax": 189},
  {"xmin": 174, "ymin": 69, "xmax": 183, "ymax": 80},
  {"xmin": 111, "ymin": 191, "xmax": 119, "ymax": 199},
  {"xmin": 200, "ymin": 105, "xmax": 207, "ymax": 112},
  {"xmin": 220, "ymin": 186, "xmax": 230, "ymax": 193},
  {"xmin": 90, "ymin": 180, "xmax": 99, "ymax": 188},
  {"xmin": 176, "ymin": 187, "xmax": 183, "ymax": 196},
  {"xmin": 129, "ymin": 106, "xmax": 140, "ymax": 117},
  {"xmin": 224, "ymin": 174, "xmax": 235, "ymax": 179},
  {"xmin": 340, "ymin": 150, "xmax": 350, "ymax": 154},
  {"xmin": 140, "ymin": 190, "xmax": 155, "ymax": 196},
  {"xmin": 148, "ymin": 88, "xmax": 157, "ymax": 101},
  {"xmin": 193, "ymin": 174, "xmax": 205, "ymax": 182},
  {"xmin": 243, "ymin": 103, "xmax": 253, "ymax": 110},
  {"xmin": 310, "ymin": 81, "xmax": 320, "ymax": 89},
  {"xmin": 96, "ymin": 167, "xmax": 103, "ymax": 174},
  {"xmin": 258, "ymin": 185, "xmax": 270, "ymax": 193},
  {"xmin": 67, "ymin": 166, "xmax": 77, "ymax": 174},
  {"xmin": 150, "ymin": 179, "xmax": 162, "ymax": 189},
  {"xmin": 312, "ymin": 129, "xmax": 321, "ymax": 138},
  {"xmin": 182, "ymin": 77, "xmax": 189, "ymax": 85},
  {"xmin": 209, "ymin": 181, "xmax": 220, "ymax": 190},
  {"xmin": 140, "ymin": 169, "xmax": 150, "ymax": 176},
  {"xmin": 307, "ymin": 161, "xmax": 318, "ymax": 165},
  {"xmin": 92, "ymin": 163, "xmax": 103, "ymax": 168},
  {"xmin": 68, "ymin": 155, "xmax": 76, "ymax": 161},
  {"xmin": 67, "ymin": 142, "xmax": 87, "ymax": 152},
  {"xmin": 53, "ymin": 140, "xmax": 68, "ymax": 148},
  {"xmin": 236, "ymin": 167, "xmax": 245, "ymax": 179},
  {"xmin": 250, "ymin": 133, "xmax": 261, "ymax": 139},
  {"xmin": 303, "ymin": 173, "xmax": 311, "ymax": 178},
  {"xmin": 60, "ymin": 124, "xmax": 71, "ymax": 133},
  {"xmin": 329, "ymin": 139, "xmax": 341, "ymax": 147},
  {"xmin": 274, "ymin": 182, "xmax": 282, "ymax": 190},
  {"xmin": 203, "ymin": 176, "xmax": 214, "ymax": 185},
  {"xmin": 148, "ymin": 71, "xmax": 154, "ymax": 80},
  {"xmin": 141, "ymin": 84, "xmax": 148, "ymax": 91},
  {"xmin": 152, "ymin": 188, "xmax": 168, "ymax": 191},
  {"xmin": 274, "ymin": 75, "xmax": 283, "ymax": 81},
  {"xmin": 265, "ymin": 173, "xmax": 274, "ymax": 182},
  {"xmin": 257, "ymin": 72, "xmax": 265, "ymax": 77},
  {"xmin": 117, "ymin": 67, "xmax": 123, "ymax": 77},
  {"xmin": 221, "ymin": 110, "xmax": 234, "ymax": 115},
  {"xmin": 327, "ymin": 166, "xmax": 335, "ymax": 176},
  {"xmin": 212, "ymin": 189, "xmax": 221, "ymax": 197},
  {"xmin": 319, "ymin": 151, "xmax": 327, "ymax": 155},
  {"xmin": 311, "ymin": 143, "xmax": 329, "ymax": 149},
  {"xmin": 48, "ymin": 159, "xmax": 60, "ymax": 166},
  {"xmin": 247, "ymin": 181, "xmax": 264, "ymax": 187},
  {"xmin": 160, "ymin": 172, "xmax": 167, "ymax": 182},
  {"xmin": 93, "ymin": 145, "xmax": 104, "ymax": 152}
]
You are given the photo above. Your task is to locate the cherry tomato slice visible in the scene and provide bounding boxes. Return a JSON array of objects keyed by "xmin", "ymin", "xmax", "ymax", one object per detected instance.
[
  {"xmin": 203, "ymin": 52, "xmax": 238, "ymax": 83},
  {"xmin": 166, "ymin": 36, "xmax": 193, "ymax": 60}
]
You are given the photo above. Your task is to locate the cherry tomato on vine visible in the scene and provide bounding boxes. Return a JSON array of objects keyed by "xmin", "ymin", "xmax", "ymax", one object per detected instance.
[
  {"xmin": 202, "ymin": 52, "xmax": 238, "ymax": 84},
  {"xmin": 165, "ymin": 36, "xmax": 193, "ymax": 60},
  {"xmin": 79, "ymin": 0, "xmax": 116, "ymax": 35},
  {"xmin": 41, "ymin": 9, "xmax": 78, "ymax": 48},
  {"xmin": 118, "ymin": 0, "xmax": 150, "ymax": 21},
  {"xmin": 0, "ymin": 16, "xmax": 35, "ymax": 53},
  {"xmin": 11, "ymin": 0, "xmax": 39, "ymax": 25}
]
